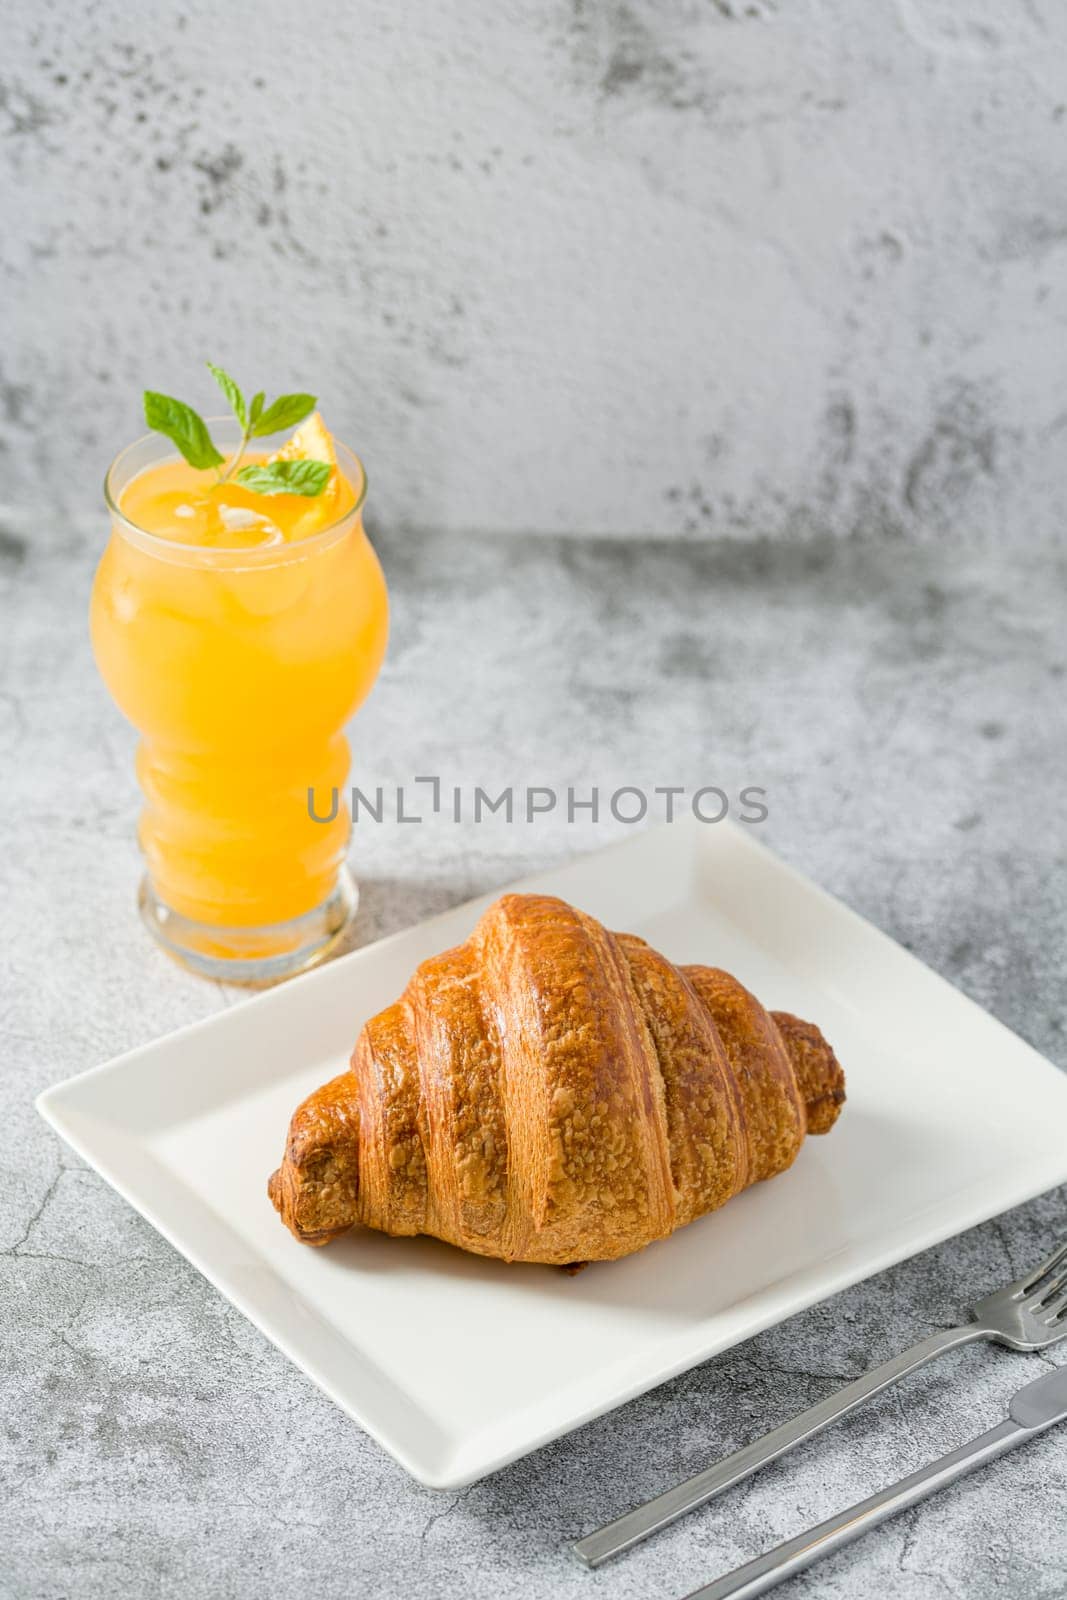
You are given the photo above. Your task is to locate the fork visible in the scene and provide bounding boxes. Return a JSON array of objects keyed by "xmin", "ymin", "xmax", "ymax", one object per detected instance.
[{"xmin": 571, "ymin": 1236, "xmax": 1067, "ymax": 1569}]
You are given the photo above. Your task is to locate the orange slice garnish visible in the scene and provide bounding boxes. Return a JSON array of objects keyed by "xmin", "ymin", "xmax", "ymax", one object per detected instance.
[{"xmin": 269, "ymin": 412, "xmax": 343, "ymax": 537}]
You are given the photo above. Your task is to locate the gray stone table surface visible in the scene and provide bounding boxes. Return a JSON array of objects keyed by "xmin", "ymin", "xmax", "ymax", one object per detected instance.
[{"xmin": 2, "ymin": 515, "xmax": 1066, "ymax": 1600}]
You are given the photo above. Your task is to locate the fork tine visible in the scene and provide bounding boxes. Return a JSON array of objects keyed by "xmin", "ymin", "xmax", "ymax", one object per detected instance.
[
  {"xmin": 1020, "ymin": 1239, "xmax": 1067, "ymax": 1296},
  {"xmin": 1034, "ymin": 1271, "xmax": 1067, "ymax": 1308},
  {"xmin": 1043, "ymin": 1289, "xmax": 1067, "ymax": 1324}
]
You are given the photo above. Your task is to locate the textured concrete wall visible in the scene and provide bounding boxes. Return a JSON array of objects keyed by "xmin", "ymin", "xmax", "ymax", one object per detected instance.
[{"xmin": 3, "ymin": 0, "xmax": 1066, "ymax": 540}]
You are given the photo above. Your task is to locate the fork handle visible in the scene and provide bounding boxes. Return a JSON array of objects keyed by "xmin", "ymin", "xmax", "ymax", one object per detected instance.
[
  {"xmin": 571, "ymin": 1323, "xmax": 986, "ymax": 1568},
  {"xmin": 680, "ymin": 1417, "xmax": 1025, "ymax": 1600}
]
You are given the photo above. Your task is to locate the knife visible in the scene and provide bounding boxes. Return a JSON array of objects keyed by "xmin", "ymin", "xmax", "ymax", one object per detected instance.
[{"xmin": 680, "ymin": 1362, "xmax": 1067, "ymax": 1600}]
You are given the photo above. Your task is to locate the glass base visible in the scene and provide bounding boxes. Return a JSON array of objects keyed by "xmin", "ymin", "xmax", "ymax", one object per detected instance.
[{"xmin": 138, "ymin": 866, "xmax": 359, "ymax": 985}]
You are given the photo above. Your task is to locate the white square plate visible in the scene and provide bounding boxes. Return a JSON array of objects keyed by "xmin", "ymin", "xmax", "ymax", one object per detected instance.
[{"xmin": 38, "ymin": 821, "xmax": 1067, "ymax": 1488}]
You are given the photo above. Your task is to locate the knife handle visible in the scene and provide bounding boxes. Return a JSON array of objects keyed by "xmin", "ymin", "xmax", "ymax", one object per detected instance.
[
  {"xmin": 681, "ymin": 1417, "xmax": 1025, "ymax": 1600},
  {"xmin": 571, "ymin": 1324, "xmax": 985, "ymax": 1568}
]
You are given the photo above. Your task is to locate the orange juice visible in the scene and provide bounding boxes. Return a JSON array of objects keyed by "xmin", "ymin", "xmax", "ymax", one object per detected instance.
[{"xmin": 91, "ymin": 422, "xmax": 388, "ymax": 978}]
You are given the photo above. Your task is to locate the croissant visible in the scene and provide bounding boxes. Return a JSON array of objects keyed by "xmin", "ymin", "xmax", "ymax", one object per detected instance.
[{"xmin": 269, "ymin": 893, "xmax": 845, "ymax": 1265}]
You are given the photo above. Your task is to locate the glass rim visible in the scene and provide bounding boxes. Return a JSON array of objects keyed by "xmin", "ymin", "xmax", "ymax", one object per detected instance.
[{"xmin": 103, "ymin": 418, "xmax": 369, "ymax": 564}]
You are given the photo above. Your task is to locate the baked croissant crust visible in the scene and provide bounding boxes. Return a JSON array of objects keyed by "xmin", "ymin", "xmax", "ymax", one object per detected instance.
[{"xmin": 269, "ymin": 893, "xmax": 845, "ymax": 1265}]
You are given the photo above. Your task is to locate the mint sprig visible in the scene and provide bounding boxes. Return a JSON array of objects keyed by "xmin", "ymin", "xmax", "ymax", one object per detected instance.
[
  {"xmin": 141, "ymin": 365, "xmax": 329, "ymax": 495},
  {"xmin": 143, "ymin": 392, "xmax": 225, "ymax": 471},
  {"xmin": 207, "ymin": 362, "xmax": 248, "ymax": 430},
  {"xmin": 236, "ymin": 460, "xmax": 332, "ymax": 497},
  {"xmin": 251, "ymin": 393, "xmax": 318, "ymax": 437}
]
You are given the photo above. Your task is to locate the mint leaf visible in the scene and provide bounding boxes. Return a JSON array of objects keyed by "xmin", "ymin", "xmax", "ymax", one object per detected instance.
[
  {"xmin": 251, "ymin": 393, "xmax": 317, "ymax": 438},
  {"xmin": 249, "ymin": 390, "xmax": 265, "ymax": 428},
  {"xmin": 207, "ymin": 362, "xmax": 247, "ymax": 430},
  {"xmin": 143, "ymin": 391, "xmax": 224, "ymax": 470},
  {"xmin": 236, "ymin": 459, "xmax": 332, "ymax": 497}
]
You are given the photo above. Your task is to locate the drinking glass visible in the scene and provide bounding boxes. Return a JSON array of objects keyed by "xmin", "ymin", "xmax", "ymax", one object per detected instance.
[{"xmin": 91, "ymin": 423, "xmax": 389, "ymax": 982}]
